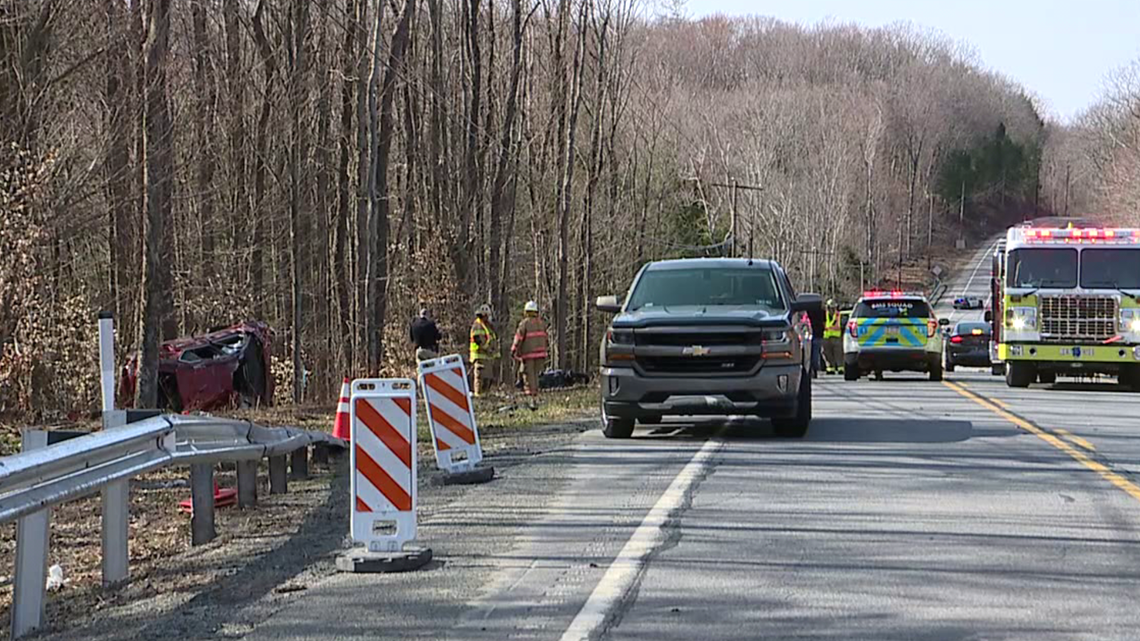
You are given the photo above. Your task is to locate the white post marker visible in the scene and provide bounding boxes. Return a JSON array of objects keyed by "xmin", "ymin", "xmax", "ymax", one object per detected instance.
[
  {"xmin": 338, "ymin": 378, "xmax": 432, "ymax": 573},
  {"xmin": 417, "ymin": 354, "xmax": 494, "ymax": 484},
  {"xmin": 97, "ymin": 311, "xmax": 130, "ymax": 587}
]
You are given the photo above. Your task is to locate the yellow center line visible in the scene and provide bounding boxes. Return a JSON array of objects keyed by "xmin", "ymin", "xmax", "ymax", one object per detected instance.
[
  {"xmin": 1055, "ymin": 428, "xmax": 1097, "ymax": 452},
  {"xmin": 942, "ymin": 380, "xmax": 1140, "ymax": 503}
]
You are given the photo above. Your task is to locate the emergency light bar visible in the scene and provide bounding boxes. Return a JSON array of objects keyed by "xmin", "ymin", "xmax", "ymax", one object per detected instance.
[
  {"xmin": 861, "ymin": 290, "xmax": 925, "ymax": 299},
  {"xmin": 1020, "ymin": 228, "xmax": 1140, "ymax": 244}
]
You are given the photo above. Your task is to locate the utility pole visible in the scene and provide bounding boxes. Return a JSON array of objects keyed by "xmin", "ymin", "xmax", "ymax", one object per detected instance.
[
  {"xmin": 682, "ymin": 177, "xmax": 763, "ymax": 258},
  {"xmin": 1064, "ymin": 164, "xmax": 1071, "ymax": 217},
  {"xmin": 730, "ymin": 178, "xmax": 738, "ymax": 258},
  {"xmin": 958, "ymin": 180, "xmax": 965, "ymax": 244}
]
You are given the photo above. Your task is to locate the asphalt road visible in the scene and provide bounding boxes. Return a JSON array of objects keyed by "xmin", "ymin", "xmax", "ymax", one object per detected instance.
[{"xmin": 164, "ymin": 239, "xmax": 1140, "ymax": 641}]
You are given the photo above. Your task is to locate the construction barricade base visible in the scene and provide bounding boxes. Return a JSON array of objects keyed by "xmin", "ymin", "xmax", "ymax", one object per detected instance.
[
  {"xmin": 336, "ymin": 545, "xmax": 432, "ymax": 573},
  {"xmin": 436, "ymin": 465, "xmax": 495, "ymax": 486}
]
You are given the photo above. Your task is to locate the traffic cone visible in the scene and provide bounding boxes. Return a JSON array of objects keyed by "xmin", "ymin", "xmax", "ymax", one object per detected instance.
[{"xmin": 332, "ymin": 377, "xmax": 351, "ymax": 441}]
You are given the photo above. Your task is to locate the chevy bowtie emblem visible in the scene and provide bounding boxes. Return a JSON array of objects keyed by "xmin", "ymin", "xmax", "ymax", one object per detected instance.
[{"xmin": 683, "ymin": 345, "xmax": 711, "ymax": 357}]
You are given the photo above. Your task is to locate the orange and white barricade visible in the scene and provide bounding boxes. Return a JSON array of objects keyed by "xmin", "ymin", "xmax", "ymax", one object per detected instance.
[
  {"xmin": 349, "ymin": 378, "xmax": 418, "ymax": 553},
  {"xmin": 417, "ymin": 354, "xmax": 485, "ymax": 474}
]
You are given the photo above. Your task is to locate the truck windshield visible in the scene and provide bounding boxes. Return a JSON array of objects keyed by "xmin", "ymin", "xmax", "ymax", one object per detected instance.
[
  {"xmin": 1080, "ymin": 248, "xmax": 1140, "ymax": 290},
  {"xmin": 1006, "ymin": 248, "xmax": 1077, "ymax": 288},
  {"xmin": 626, "ymin": 267, "xmax": 785, "ymax": 312}
]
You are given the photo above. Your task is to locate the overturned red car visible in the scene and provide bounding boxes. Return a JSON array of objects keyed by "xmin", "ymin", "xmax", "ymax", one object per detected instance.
[{"xmin": 119, "ymin": 321, "xmax": 274, "ymax": 412}]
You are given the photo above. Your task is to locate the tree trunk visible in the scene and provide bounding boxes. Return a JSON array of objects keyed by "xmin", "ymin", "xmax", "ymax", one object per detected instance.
[
  {"xmin": 192, "ymin": 0, "xmax": 217, "ymax": 300},
  {"xmin": 488, "ymin": 0, "xmax": 525, "ymax": 364},
  {"xmin": 369, "ymin": 0, "xmax": 417, "ymax": 373},
  {"xmin": 555, "ymin": 1, "xmax": 587, "ymax": 371},
  {"xmin": 251, "ymin": 0, "xmax": 277, "ymax": 318},
  {"xmin": 104, "ymin": 0, "xmax": 134, "ymax": 330},
  {"xmin": 224, "ymin": 0, "xmax": 247, "ymax": 267},
  {"xmin": 137, "ymin": 0, "xmax": 175, "ymax": 408},
  {"xmin": 333, "ymin": 0, "xmax": 357, "ymax": 376},
  {"xmin": 288, "ymin": 0, "xmax": 311, "ymax": 402},
  {"xmin": 354, "ymin": 0, "xmax": 372, "ymax": 375}
]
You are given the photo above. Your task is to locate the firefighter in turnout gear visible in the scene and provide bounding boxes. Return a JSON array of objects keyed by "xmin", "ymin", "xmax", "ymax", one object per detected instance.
[
  {"xmin": 469, "ymin": 304, "xmax": 498, "ymax": 396},
  {"xmin": 512, "ymin": 300, "xmax": 548, "ymax": 408},
  {"xmin": 823, "ymin": 299, "xmax": 843, "ymax": 374}
]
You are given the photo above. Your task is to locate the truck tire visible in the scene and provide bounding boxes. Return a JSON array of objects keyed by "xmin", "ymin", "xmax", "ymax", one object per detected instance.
[
  {"xmin": 929, "ymin": 361, "xmax": 943, "ymax": 382},
  {"xmin": 1006, "ymin": 361, "xmax": 1035, "ymax": 388},
  {"xmin": 772, "ymin": 371, "xmax": 811, "ymax": 438},
  {"xmin": 602, "ymin": 416, "xmax": 634, "ymax": 439},
  {"xmin": 844, "ymin": 361, "xmax": 859, "ymax": 381}
]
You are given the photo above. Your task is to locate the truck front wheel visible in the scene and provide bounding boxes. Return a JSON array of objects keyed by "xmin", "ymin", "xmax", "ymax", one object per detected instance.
[
  {"xmin": 1006, "ymin": 361, "xmax": 1035, "ymax": 388},
  {"xmin": 772, "ymin": 371, "xmax": 811, "ymax": 438}
]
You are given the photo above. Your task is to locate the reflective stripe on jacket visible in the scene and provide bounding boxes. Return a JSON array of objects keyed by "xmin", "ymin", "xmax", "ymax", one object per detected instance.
[
  {"xmin": 824, "ymin": 310, "xmax": 842, "ymax": 339},
  {"xmin": 512, "ymin": 316, "xmax": 548, "ymax": 360},
  {"xmin": 470, "ymin": 318, "xmax": 497, "ymax": 361}
]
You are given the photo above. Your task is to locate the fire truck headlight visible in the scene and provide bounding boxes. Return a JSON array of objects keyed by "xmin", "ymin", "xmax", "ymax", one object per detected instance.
[
  {"xmin": 1007, "ymin": 307, "xmax": 1036, "ymax": 331},
  {"xmin": 1122, "ymin": 309, "xmax": 1140, "ymax": 334},
  {"xmin": 1134, "ymin": 346, "xmax": 1140, "ymax": 361}
]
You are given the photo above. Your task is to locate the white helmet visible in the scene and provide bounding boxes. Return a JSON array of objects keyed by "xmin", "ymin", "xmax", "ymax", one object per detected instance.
[
  {"xmin": 475, "ymin": 303, "xmax": 492, "ymax": 317},
  {"xmin": 524, "ymin": 300, "xmax": 539, "ymax": 313}
]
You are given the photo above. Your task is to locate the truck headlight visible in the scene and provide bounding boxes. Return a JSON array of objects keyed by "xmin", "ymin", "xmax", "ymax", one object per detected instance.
[
  {"xmin": 1120, "ymin": 309, "xmax": 1140, "ymax": 333},
  {"xmin": 1007, "ymin": 307, "xmax": 1036, "ymax": 331},
  {"xmin": 607, "ymin": 330, "xmax": 634, "ymax": 345},
  {"xmin": 603, "ymin": 329, "xmax": 635, "ymax": 367}
]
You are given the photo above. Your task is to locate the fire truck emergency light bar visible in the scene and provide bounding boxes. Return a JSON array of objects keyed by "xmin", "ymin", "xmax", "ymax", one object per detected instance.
[{"xmin": 1021, "ymin": 228, "xmax": 1140, "ymax": 243}]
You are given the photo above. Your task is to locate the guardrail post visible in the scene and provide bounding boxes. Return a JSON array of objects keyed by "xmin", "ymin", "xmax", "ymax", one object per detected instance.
[
  {"xmin": 11, "ymin": 430, "xmax": 50, "ymax": 640},
  {"xmin": 269, "ymin": 455, "xmax": 288, "ymax": 494},
  {"xmin": 312, "ymin": 443, "xmax": 329, "ymax": 465},
  {"xmin": 237, "ymin": 460, "xmax": 258, "ymax": 508},
  {"xmin": 290, "ymin": 448, "xmax": 309, "ymax": 480},
  {"xmin": 101, "ymin": 409, "xmax": 129, "ymax": 587},
  {"xmin": 190, "ymin": 464, "xmax": 216, "ymax": 545}
]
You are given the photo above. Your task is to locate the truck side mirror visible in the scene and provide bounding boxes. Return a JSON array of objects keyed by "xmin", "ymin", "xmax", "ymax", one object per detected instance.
[
  {"xmin": 984, "ymin": 310, "xmax": 993, "ymax": 323},
  {"xmin": 938, "ymin": 317, "xmax": 950, "ymax": 327},
  {"xmin": 791, "ymin": 293, "xmax": 823, "ymax": 313},
  {"xmin": 596, "ymin": 295, "xmax": 622, "ymax": 314}
]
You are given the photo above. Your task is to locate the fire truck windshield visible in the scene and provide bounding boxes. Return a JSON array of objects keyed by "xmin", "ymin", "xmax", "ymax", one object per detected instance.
[
  {"xmin": 1080, "ymin": 248, "xmax": 1140, "ymax": 289},
  {"xmin": 1007, "ymin": 248, "xmax": 1077, "ymax": 288}
]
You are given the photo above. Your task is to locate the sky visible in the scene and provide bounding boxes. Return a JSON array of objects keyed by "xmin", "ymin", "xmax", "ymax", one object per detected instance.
[{"xmin": 682, "ymin": 0, "xmax": 1140, "ymax": 123}]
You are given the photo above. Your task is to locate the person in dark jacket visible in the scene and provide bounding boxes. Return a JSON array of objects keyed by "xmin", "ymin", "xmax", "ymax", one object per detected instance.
[{"xmin": 410, "ymin": 308, "xmax": 442, "ymax": 361}]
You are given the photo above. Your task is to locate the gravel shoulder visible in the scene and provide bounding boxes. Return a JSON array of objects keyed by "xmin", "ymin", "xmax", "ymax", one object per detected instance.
[{"xmin": 0, "ymin": 387, "xmax": 595, "ymax": 640}]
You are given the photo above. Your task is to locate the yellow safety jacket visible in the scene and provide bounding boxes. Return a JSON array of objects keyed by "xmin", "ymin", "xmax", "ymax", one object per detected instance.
[
  {"xmin": 824, "ymin": 310, "xmax": 842, "ymax": 339},
  {"xmin": 470, "ymin": 317, "xmax": 497, "ymax": 362}
]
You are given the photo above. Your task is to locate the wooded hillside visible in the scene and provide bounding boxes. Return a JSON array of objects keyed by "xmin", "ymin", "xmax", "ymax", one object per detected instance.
[{"xmin": 0, "ymin": 1, "xmax": 1044, "ymax": 418}]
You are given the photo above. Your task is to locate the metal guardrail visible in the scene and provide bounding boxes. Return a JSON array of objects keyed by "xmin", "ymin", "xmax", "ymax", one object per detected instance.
[{"xmin": 1, "ymin": 414, "xmax": 345, "ymax": 639}]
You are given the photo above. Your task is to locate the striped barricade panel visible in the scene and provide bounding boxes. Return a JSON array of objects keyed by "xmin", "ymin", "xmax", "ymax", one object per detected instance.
[
  {"xmin": 417, "ymin": 354, "xmax": 484, "ymax": 473},
  {"xmin": 349, "ymin": 378, "xmax": 418, "ymax": 553}
]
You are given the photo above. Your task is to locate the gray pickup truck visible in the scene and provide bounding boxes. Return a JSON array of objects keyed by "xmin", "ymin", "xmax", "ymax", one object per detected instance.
[{"xmin": 596, "ymin": 258, "xmax": 822, "ymax": 439}]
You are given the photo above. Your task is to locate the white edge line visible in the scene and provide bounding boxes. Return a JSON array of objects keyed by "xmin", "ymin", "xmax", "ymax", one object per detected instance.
[{"xmin": 559, "ymin": 438, "xmax": 723, "ymax": 641}]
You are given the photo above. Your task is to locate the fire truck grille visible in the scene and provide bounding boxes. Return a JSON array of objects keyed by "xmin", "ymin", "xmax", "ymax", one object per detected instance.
[{"xmin": 1039, "ymin": 295, "xmax": 1118, "ymax": 342}]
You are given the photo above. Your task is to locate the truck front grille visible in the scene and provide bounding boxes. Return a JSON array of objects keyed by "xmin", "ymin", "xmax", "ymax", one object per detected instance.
[
  {"xmin": 1039, "ymin": 295, "xmax": 1118, "ymax": 342},
  {"xmin": 639, "ymin": 356, "xmax": 761, "ymax": 375},
  {"xmin": 636, "ymin": 332, "xmax": 759, "ymax": 346}
]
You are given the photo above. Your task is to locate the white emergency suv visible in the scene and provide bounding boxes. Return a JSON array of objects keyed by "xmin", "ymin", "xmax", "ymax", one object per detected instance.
[{"xmin": 843, "ymin": 291, "xmax": 948, "ymax": 381}]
